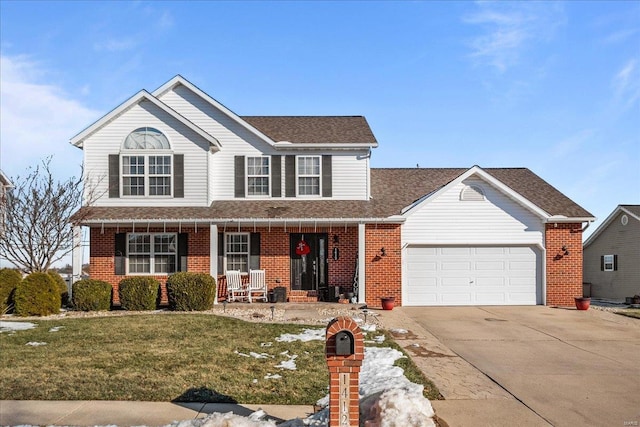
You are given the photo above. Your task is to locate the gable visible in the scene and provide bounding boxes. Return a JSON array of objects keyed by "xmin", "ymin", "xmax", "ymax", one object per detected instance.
[{"xmin": 584, "ymin": 205, "xmax": 640, "ymax": 248}]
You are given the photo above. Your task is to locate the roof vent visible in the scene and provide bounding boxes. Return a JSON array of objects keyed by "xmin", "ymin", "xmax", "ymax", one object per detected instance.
[{"xmin": 460, "ymin": 185, "xmax": 485, "ymax": 201}]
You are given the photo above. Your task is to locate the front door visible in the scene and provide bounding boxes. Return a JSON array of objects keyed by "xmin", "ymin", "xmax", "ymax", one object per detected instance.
[{"xmin": 290, "ymin": 233, "xmax": 328, "ymax": 291}]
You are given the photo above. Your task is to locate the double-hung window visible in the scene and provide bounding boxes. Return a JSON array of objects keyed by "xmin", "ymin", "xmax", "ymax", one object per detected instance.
[
  {"xmin": 225, "ymin": 233, "xmax": 249, "ymax": 272},
  {"xmin": 247, "ymin": 156, "xmax": 270, "ymax": 196},
  {"xmin": 127, "ymin": 233, "xmax": 177, "ymax": 274},
  {"xmin": 297, "ymin": 156, "xmax": 320, "ymax": 196},
  {"xmin": 603, "ymin": 254, "xmax": 615, "ymax": 272},
  {"xmin": 121, "ymin": 127, "xmax": 172, "ymax": 197}
]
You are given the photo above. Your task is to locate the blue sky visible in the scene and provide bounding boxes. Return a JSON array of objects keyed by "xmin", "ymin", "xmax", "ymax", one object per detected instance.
[{"xmin": 1, "ymin": 0, "xmax": 639, "ymax": 242}]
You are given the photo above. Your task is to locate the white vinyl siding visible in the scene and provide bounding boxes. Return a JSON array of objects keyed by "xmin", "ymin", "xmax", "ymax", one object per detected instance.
[
  {"xmin": 402, "ymin": 177, "xmax": 544, "ymax": 246},
  {"xmin": 81, "ymin": 101, "xmax": 210, "ymax": 207},
  {"xmin": 158, "ymin": 86, "xmax": 371, "ymax": 202}
]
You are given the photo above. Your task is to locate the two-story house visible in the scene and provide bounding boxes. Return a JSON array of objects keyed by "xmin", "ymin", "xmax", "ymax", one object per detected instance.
[{"xmin": 70, "ymin": 75, "xmax": 594, "ymax": 308}]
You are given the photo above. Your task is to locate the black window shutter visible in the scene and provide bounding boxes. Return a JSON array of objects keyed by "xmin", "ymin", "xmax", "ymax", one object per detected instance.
[
  {"xmin": 114, "ymin": 233, "xmax": 126, "ymax": 275},
  {"xmin": 218, "ymin": 232, "xmax": 225, "ymax": 275},
  {"xmin": 174, "ymin": 154, "xmax": 184, "ymax": 198},
  {"xmin": 177, "ymin": 233, "xmax": 188, "ymax": 272},
  {"xmin": 322, "ymin": 155, "xmax": 332, "ymax": 197},
  {"xmin": 272, "ymin": 155, "xmax": 282, "ymax": 197},
  {"xmin": 108, "ymin": 155, "xmax": 120, "ymax": 198},
  {"xmin": 613, "ymin": 255, "xmax": 618, "ymax": 271},
  {"xmin": 250, "ymin": 233, "xmax": 261, "ymax": 270},
  {"xmin": 600, "ymin": 256, "xmax": 604, "ymax": 271},
  {"xmin": 234, "ymin": 156, "xmax": 245, "ymax": 198},
  {"xmin": 285, "ymin": 155, "xmax": 296, "ymax": 197}
]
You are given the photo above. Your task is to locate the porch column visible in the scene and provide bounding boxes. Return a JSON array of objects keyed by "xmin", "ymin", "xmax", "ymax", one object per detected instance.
[
  {"xmin": 71, "ymin": 225, "xmax": 83, "ymax": 289},
  {"xmin": 358, "ymin": 223, "xmax": 366, "ymax": 303},
  {"xmin": 211, "ymin": 224, "xmax": 219, "ymax": 304}
]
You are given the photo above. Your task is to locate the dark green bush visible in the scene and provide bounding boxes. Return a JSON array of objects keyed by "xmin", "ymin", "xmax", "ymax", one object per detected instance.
[
  {"xmin": 47, "ymin": 271, "xmax": 69, "ymax": 307},
  {"xmin": 118, "ymin": 276, "xmax": 159, "ymax": 311},
  {"xmin": 167, "ymin": 272, "xmax": 216, "ymax": 311},
  {"xmin": 14, "ymin": 272, "xmax": 60, "ymax": 317},
  {"xmin": 0, "ymin": 268, "xmax": 22, "ymax": 313},
  {"xmin": 72, "ymin": 279, "xmax": 112, "ymax": 311}
]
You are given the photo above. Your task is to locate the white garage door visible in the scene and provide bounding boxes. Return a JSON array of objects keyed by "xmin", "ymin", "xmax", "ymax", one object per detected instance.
[{"xmin": 405, "ymin": 246, "xmax": 540, "ymax": 306}]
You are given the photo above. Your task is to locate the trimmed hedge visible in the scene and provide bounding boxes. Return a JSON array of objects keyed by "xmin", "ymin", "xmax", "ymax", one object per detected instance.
[
  {"xmin": 14, "ymin": 272, "xmax": 60, "ymax": 317},
  {"xmin": 72, "ymin": 279, "xmax": 112, "ymax": 311},
  {"xmin": 167, "ymin": 272, "xmax": 216, "ymax": 311},
  {"xmin": 0, "ymin": 268, "xmax": 22, "ymax": 313},
  {"xmin": 118, "ymin": 276, "xmax": 159, "ymax": 311},
  {"xmin": 47, "ymin": 271, "xmax": 69, "ymax": 307}
]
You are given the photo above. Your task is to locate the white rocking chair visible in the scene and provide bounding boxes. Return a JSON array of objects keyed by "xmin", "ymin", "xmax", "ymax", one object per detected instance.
[
  {"xmin": 226, "ymin": 270, "xmax": 247, "ymax": 302},
  {"xmin": 248, "ymin": 269, "xmax": 268, "ymax": 303}
]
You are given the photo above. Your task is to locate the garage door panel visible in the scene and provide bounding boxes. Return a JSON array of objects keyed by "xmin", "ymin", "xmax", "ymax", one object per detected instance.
[{"xmin": 405, "ymin": 245, "xmax": 540, "ymax": 306}]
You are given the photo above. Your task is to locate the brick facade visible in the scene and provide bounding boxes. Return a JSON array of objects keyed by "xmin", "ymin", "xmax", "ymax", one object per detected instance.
[
  {"xmin": 90, "ymin": 227, "xmax": 210, "ymax": 305},
  {"xmin": 364, "ymin": 224, "xmax": 402, "ymax": 308},
  {"xmin": 545, "ymin": 223, "xmax": 584, "ymax": 306}
]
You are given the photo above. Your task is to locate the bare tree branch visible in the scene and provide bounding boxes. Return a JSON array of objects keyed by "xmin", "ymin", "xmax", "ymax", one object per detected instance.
[{"xmin": 0, "ymin": 157, "xmax": 101, "ymax": 273}]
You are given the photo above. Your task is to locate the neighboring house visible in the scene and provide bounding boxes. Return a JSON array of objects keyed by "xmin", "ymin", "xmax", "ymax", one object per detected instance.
[
  {"xmin": 70, "ymin": 75, "xmax": 594, "ymax": 307},
  {"xmin": 0, "ymin": 170, "xmax": 13, "ymax": 237},
  {"xmin": 583, "ymin": 205, "xmax": 640, "ymax": 300}
]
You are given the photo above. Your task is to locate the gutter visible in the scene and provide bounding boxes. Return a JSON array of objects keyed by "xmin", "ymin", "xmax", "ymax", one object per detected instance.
[{"xmin": 79, "ymin": 216, "xmax": 406, "ymax": 226}]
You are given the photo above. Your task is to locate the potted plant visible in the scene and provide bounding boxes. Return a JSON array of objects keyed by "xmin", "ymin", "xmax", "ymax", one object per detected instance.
[
  {"xmin": 574, "ymin": 296, "xmax": 591, "ymax": 311},
  {"xmin": 381, "ymin": 296, "xmax": 395, "ymax": 310}
]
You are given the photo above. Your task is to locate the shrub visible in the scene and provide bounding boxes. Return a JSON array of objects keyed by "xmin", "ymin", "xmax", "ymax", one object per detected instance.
[
  {"xmin": 0, "ymin": 268, "xmax": 22, "ymax": 313},
  {"xmin": 14, "ymin": 272, "xmax": 60, "ymax": 317},
  {"xmin": 167, "ymin": 272, "xmax": 216, "ymax": 311},
  {"xmin": 118, "ymin": 276, "xmax": 159, "ymax": 311},
  {"xmin": 47, "ymin": 271, "xmax": 69, "ymax": 307},
  {"xmin": 72, "ymin": 279, "xmax": 112, "ymax": 311}
]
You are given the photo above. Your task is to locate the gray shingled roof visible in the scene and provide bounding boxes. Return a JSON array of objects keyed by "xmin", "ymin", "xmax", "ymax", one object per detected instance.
[
  {"xmin": 241, "ymin": 116, "xmax": 378, "ymax": 145},
  {"xmin": 621, "ymin": 205, "xmax": 640, "ymax": 217},
  {"xmin": 75, "ymin": 167, "xmax": 593, "ymax": 223}
]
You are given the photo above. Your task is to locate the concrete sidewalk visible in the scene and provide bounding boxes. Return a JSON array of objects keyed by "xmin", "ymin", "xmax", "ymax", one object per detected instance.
[{"xmin": 0, "ymin": 400, "xmax": 315, "ymax": 426}]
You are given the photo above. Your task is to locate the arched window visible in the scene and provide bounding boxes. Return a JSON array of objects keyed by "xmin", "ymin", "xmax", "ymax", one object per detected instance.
[
  {"xmin": 123, "ymin": 127, "xmax": 170, "ymax": 150},
  {"xmin": 120, "ymin": 128, "xmax": 173, "ymax": 196},
  {"xmin": 460, "ymin": 185, "xmax": 485, "ymax": 201}
]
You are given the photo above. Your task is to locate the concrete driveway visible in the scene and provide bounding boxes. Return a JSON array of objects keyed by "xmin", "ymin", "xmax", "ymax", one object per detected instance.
[{"xmin": 400, "ymin": 306, "xmax": 640, "ymax": 427}]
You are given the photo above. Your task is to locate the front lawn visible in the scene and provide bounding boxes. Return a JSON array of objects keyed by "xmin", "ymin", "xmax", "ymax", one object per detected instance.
[{"xmin": 0, "ymin": 313, "xmax": 440, "ymax": 404}]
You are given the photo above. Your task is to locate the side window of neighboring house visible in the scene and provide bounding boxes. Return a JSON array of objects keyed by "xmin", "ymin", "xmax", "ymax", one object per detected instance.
[
  {"xmin": 601, "ymin": 254, "xmax": 618, "ymax": 272},
  {"xmin": 109, "ymin": 127, "xmax": 184, "ymax": 199}
]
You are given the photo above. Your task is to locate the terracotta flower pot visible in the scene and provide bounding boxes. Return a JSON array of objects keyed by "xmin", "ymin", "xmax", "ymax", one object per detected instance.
[
  {"xmin": 575, "ymin": 297, "xmax": 591, "ymax": 311},
  {"xmin": 381, "ymin": 297, "xmax": 395, "ymax": 310}
]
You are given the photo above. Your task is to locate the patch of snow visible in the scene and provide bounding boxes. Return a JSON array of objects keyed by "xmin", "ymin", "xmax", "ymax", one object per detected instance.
[
  {"xmin": 365, "ymin": 335, "xmax": 385, "ymax": 344},
  {"xmin": 276, "ymin": 328, "xmax": 325, "ymax": 342},
  {"xmin": 390, "ymin": 328, "xmax": 408, "ymax": 334},
  {"xmin": 166, "ymin": 411, "xmax": 276, "ymax": 427},
  {"xmin": 264, "ymin": 373, "xmax": 282, "ymax": 380},
  {"xmin": 249, "ymin": 352, "xmax": 271, "ymax": 359},
  {"xmin": 49, "ymin": 326, "xmax": 64, "ymax": 332},
  {"xmin": 360, "ymin": 323, "xmax": 377, "ymax": 332},
  {"xmin": 26, "ymin": 342, "xmax": 47, "ymax": 346},
  {"xmin": 0, "ymin": 321, "xmax": 36, "ymax": 333},
  {"xmin": 360, "ymin": 388, "xmax": 435, "ymax": 427},
  {"xmin": 260, "ymin": 342, "xmax": 272, "ymax": 347},
  {"xmin": 275, "ymin": 354, "xmax": 298, "ymax": 371}
]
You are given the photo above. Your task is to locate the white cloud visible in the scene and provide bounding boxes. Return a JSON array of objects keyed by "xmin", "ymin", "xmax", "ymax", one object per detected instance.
[
  {"xmin": 551, "ymin": 128, "xmax": 597, "ymax": 159},
  {"xmin": 612, "ymin": 59, "xmax": 640, "ymax": 109},
  {"xmin": 0, "ymin": 55, "xmax": 99, "ymax": 180},
  {"xmin": 602, "ymin": 28, "xmax": 639, "ymax": 45},
  {"xmin": 463, "ymin": 2, "xmax": 565, "ymax": 72}
]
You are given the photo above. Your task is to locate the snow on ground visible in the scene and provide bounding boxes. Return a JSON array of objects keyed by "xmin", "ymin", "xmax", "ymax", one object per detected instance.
[
  {"xmin": 275, "ymin": 328, "xmax": 325, "ymax": 342},
  {"xmin": 0, "ymin": 321, "xmax": 36, "ymax": 333}
]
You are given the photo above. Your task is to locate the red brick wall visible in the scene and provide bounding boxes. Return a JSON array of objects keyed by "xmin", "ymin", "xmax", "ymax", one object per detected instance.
[
  {"xmin": 364, "ymin": 224, "xmax": 402, "ymax": 308},
  {"xmin": 545, "ymin": 223, "xmax": 584, "ymax": 306},
  {"xmin": 90, "ymin": 227, "xmax": 210, "ymax": 305}
]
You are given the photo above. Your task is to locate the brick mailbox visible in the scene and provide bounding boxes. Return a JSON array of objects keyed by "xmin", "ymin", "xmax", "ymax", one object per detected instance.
[{"xmin": 325, "ymin": 316, "xmax": 364, "ymax": 427}]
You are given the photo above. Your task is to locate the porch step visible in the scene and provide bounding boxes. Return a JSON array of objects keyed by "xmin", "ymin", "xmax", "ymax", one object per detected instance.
[{"xmin": 288, "ymin": 290, "xmax": 319, "ymax": 303}]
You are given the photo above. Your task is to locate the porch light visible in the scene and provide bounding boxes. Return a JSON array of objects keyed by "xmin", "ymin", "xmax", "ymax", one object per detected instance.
[
  {"xmin": 379, "ymin": 247, "xmax": 386, "ymax": 257},
  {"xmin": 562, "ymin": 245, "xmax": 569, "ymax": 256},
  {"xmin": 333, "ymin": 234, "xmax": 339, "ymax": 243}
]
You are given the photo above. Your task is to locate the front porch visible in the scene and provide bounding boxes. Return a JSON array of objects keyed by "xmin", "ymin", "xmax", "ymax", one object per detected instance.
[{"xmin": 76, "ymin": 220, "xmax": 402, "ymax": 308}]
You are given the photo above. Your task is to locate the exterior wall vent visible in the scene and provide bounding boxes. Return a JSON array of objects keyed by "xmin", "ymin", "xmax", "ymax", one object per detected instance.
[
  {"xmin": 621, "ymin": 214, "xmax": 628, "ymax": 226},
  {"xmin": 460, "ymin": 185, "xmax": 485, "ymax": 201}
]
